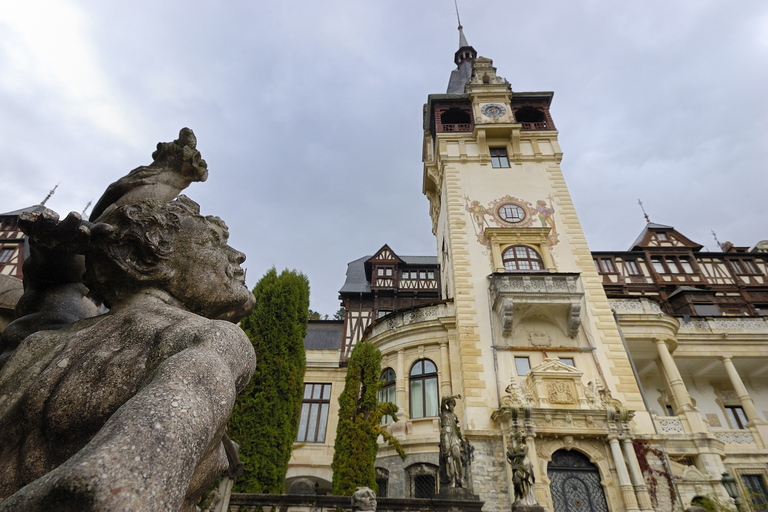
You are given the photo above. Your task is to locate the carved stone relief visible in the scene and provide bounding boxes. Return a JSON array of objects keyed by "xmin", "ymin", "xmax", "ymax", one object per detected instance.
[{"xmin": 547, "ymin": 381, "xmax": 576, "ymax": 404}]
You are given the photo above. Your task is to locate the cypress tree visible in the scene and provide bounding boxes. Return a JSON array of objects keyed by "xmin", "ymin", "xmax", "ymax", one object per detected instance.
[
  {"xmin": 331, "ymin": 340, "xmax": 405, "ymax": 496},
  {"xmin": 228, "ymin": 268, "xmax": 309, "ymax": 493}
]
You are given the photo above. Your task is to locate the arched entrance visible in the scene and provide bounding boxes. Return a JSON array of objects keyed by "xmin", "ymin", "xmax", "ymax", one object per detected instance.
[{"xmin": 548, "ymin": 449, "xmax": 609, "ymax": 512}]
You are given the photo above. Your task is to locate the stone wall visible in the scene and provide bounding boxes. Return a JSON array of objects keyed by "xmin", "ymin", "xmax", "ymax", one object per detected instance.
[
  {"xmin": 376, "ymin": 452, "xmax": 439, "ymax": 498},
  {"xmin": 468, "ymin": 438, "xmax": 509, "ymax": 512},
  {"xmin": 636, "ymin": 441, "xmax": 675, "ymax": 512}
]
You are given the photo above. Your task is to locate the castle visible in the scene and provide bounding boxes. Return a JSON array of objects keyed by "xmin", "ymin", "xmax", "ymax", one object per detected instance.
[{"xmin": 286, "ymin": 28, "xmax": 768, "ymax": 512}]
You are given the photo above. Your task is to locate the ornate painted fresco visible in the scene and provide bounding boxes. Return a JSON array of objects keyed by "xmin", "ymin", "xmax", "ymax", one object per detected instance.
[{"xmin": 464, "ymin": 194, "xmax": 560, "ymax": 248}]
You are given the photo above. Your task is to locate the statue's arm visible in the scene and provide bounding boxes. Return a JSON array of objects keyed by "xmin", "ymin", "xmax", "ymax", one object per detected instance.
[{"xmin": 0, "ymin": 322, "xmax": 255, "ymax": 511}]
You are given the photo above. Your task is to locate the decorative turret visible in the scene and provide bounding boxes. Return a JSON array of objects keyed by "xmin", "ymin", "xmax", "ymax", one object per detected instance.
[{"xmin": 447, "ymin": 26, "xmax": 477, "ymax": 94}]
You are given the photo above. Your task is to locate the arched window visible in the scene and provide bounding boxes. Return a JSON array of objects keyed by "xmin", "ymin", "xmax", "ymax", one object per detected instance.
[
  {"xmin": 410, "ymin": 359, "xmax": 438, "ymax": 418},
  {"xmin": 379, "ymin": 368, "xmax": 396, "ymax": 424},
  {"xmin": 502, "ymin": 245, "xmax": 544, "ymax": 271}
]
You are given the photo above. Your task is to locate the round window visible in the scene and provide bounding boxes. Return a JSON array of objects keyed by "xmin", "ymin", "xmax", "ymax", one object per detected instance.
[{"xmin": 497, "ymin": 203, "xmax": 525, "ymax": 223}]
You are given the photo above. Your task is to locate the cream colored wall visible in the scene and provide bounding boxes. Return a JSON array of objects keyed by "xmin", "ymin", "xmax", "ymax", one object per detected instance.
[
  {"xmin": 434, "ymin": 130, "xmax": 649, "ymax": 437},
  {"xmin": 287, "ymin": 350, "xmax": 347, "ymax": 490}
]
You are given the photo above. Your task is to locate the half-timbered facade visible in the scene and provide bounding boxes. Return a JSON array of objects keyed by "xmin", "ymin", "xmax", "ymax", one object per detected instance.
[
  {"xmin": 0, "ymin": 206, "xmax": 43, "ymax": 280},
  {"xmin": 338, "ymin": 245, "xmax": 440, "ymax": 358}
]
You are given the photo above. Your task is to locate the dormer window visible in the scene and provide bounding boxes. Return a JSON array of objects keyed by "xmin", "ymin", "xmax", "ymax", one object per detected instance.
[{"xmin": 656, "ymin": 232, "xmax": 668, "ymax": 241}]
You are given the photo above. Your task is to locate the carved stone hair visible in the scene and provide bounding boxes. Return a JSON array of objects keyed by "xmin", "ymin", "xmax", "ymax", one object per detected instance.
[{"xmin": 84, "ymin": 195, "xmax": 202, "ymax": 306}]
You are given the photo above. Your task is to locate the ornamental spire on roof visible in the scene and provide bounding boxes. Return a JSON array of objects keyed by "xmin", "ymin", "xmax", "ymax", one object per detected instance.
[{"xmin": 446, "ymin": 4, "xmax": 477, "ymax": 94}]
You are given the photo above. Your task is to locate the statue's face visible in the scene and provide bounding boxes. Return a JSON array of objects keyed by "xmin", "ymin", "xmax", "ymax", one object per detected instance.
[{"xmin": 166, "ymin": 215, "xmax": 253, "ymax": 319}]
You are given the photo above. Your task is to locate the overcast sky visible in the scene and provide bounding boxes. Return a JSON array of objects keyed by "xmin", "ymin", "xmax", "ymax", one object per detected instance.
[{"xmin": 1, "ymin": 1, "xmax": 766, "ymax": 316}]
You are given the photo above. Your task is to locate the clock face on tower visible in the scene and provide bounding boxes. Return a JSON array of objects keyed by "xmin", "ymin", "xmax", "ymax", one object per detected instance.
[{"xmin": 481, "ymin": 103, "xmax": 506, "ymax": 118}]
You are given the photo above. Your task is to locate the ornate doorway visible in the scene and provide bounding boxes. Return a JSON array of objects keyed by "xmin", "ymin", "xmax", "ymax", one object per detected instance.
[{"xmin": 548, "ymin": 449, "xmax": 609, "ymax": 512}]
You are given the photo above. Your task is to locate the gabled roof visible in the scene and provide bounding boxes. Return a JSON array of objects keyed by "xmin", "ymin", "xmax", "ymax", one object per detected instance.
[
  {"xmin": 303, "ymin": 320, "xmax": 344, "ymax": 351},
  {"xmin": 338, "ymin": 246, "xmax": 438, "ymax": 296},
  {"xmin": 366, "ymin": 244, "xmax": 404, "ymax": 265},
  {"xmin": 629, "ymin": 222, "xmax": 703, "ymax": 251},
  {"xmin": 0, "ymin": 205, "xmax": 45, "ymax": 217}
]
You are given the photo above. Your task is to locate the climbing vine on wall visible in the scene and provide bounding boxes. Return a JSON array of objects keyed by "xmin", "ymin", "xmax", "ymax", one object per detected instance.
[{"xmin": 633, "ymin": 440, "xmax": 676, "ymax": 508}]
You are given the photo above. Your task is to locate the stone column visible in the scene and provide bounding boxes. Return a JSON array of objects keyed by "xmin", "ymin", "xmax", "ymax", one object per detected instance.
[
  {"xmin": 609, "ymin": 436, "xmax": 640, "ymax": 511},
  {"xmin": 439, "ymin": 341, "xmax": 452, "ymax": 398},
  {"xmin": 622, "ymin": 438, "xmax": 654, "ymax": 512},
  {"xmin": 722, "ymin": 356, "xmax": 767, "ymax": 447},
  {"xmin": 654, "ymin": 338, "xmax": 693, "ymax": 412},
  {"xmin": 396, "ymin": 349, "xmax": 407, "ymax": 420},
  {"xmin": 721, "ymin": 357, "xmax": 761, "ymax": 423}
]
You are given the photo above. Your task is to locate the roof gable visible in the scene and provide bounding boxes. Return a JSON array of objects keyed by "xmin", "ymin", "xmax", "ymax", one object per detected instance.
[
  {"xmin": 366, "ymin": 244, "xmax": 404, "ymax": 265},
  {"xmin": 629, "ymin": 223, "xmax": 703, "ymax": 251}
]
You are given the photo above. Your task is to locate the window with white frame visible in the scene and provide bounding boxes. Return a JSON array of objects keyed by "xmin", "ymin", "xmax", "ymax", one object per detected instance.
[
  {"xmin": 503, "ymin": 245, "xmax": 544, "ymax": 271},
  {"xmin": 379, "ymin": 368, "xmax": 396, "ymax": 424},
  {"xmin": 296, "ymin": 383, "xmax": 331, "ymax": 443},
  {"xmin": 410, "ymin": 359, "xmax": 438, "ymax": 418}
]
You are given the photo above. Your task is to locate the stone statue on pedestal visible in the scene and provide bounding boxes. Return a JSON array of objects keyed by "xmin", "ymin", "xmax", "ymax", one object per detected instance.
[
  {"xmin": 507, "ymin": 431, "xmax": 542, "ymax": 511},
  {"xmin": 0, "ymin": 129, "xmax": 256, "ymax": 511},
  {"xmin": 440, "ymin": 394, "xmax": 465, "ymax": 488}
]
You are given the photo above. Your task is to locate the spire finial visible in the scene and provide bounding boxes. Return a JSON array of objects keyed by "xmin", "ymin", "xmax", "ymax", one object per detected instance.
[
  {"xmin": 41, "ymin": 182, "xmax": 60, "ymax": 206},
  {"xmin": 454, "ymin": 0, "xmax": 462, "ymax": 30},
  {"xmin": 711, "ymin": 229, "xmax": 724, "ymax": 251},
  {"xmin": 637, "ymin": 199, "xmax": 651, "ymax": 224},
  {"xmin": 82, "ymin": 199, "xmax": 93, "ymax": 217}
]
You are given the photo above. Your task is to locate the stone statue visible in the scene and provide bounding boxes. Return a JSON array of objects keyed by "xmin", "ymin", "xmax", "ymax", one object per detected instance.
[
  {"xmin": 351, "ymin": 486, "xmax": 377, "ymax": 511},
  {"xmin": 440, "ymin": 394, "xmax": 465, "ymax": 488},
  {"xmin": 0, "ymin": 130, "xmax": 256, "ymax": 511},
  {"xmin": 507, "ymin": 431, "xmax": 537, "ymax": 507},
  {"xmin": 0, "ymin": 128, "xmax": 212, "ymax": 365}
]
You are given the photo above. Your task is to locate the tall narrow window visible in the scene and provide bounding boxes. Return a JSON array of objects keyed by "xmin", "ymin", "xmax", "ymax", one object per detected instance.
[
  {"xmin": 624, "ymin": 260, "xmax": 640, "ymax": 275},
  {"xmin": 725, "ymin": 405, "xmax": 748, "ymax": 429},
  {"xmin": 0, "ymin": 248, "xmax": 13, "ymax": 264},
  {"xmin": 742, "ymin": 475, "xmax": 768, "ymax": 512},
  {"xmin": 665, "ymin": 258, "xmax": 680, "ymax": 273},
  {"xmin": 595, "ymin": 258, "xmax": 616, "ymax": 273},
  {"xmin": 490, "ymin": 148, "xmax": 510, "ymax": 168},
  {"xmin": 410, "ymin": 359, "xmax": 438, "ymax": 418},
  {"xmin": 296, "ymin": 383, "xmax": 331, "ymax": 443},
  {"xmin": 379, "ymin": 368, "xmax": 396, "ymax": 424},
  {"xmin": 503, "ymin": 245, "xmax": 544, "ymax": 271}
]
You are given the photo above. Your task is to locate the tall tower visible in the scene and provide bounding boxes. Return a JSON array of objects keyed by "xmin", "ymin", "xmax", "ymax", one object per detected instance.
[{"xmin": 421, "ymin": 28, "xmax": 656, "ymax": 511}]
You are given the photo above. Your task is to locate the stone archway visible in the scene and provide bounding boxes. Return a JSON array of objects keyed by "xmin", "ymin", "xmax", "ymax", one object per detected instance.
[{"xmin": 548, "ymin": 449, "xmax": 609, "ymax": 512}]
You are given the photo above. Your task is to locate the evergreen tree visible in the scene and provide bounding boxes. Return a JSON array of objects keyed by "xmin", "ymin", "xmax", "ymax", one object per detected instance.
[
  {"xmin": 331, "ymin": 341, "xmax": 405, "ymax": 495},
  {"xmin": 228, "ymin": 268, "xmax": 309, "ymax": 493}
]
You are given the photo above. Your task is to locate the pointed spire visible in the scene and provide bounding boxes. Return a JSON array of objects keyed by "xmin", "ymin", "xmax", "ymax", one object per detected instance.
[
  {"xmin": 458, "ymin": 26, "xmax": 469, "ymax": 49},
  {"xmin": 446, "ymin": 6, "xmax": 477, "ymax": 94},
  {"xmin": 40, "ymin": 183, "xmax": 59, "ymax": 206}
]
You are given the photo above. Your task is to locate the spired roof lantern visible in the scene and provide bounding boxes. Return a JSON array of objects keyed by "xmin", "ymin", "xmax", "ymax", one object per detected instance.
[{"xmin": 447, "ymin": 26, "xmax": 477, "ymax": 94}]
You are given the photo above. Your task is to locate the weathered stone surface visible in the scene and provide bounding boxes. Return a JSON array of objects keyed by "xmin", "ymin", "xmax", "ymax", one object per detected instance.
[
  {"xmin": 439, "ymin": 395, "xmax": 467, "ymax": 489},
  {"xmin": 510, "ymin": 503, "xmax": 546, "ymax": 512},
  {"xmin": 437, "ymin": 486, "xmax": 480, "ymax": 501},
  {"xmin": 352, "ymin": 486, "xmax": 377, "ymax": 511},
  {"xmin": 0, "ymin": 275, "xmax": 22, "ymax": 333},
  {"xmin": 0, "ymin": 130, "xmax": 255, "ymax": 511}
]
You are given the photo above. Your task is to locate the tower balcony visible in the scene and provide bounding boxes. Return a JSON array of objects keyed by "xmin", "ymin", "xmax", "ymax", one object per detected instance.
[
  {"xmin": 490, "ymin": 272, "xmax": 583, "ymax": 338},
  {"xmin": 520, "ymin": 121, "xmax": 551, "ymax": 131}
]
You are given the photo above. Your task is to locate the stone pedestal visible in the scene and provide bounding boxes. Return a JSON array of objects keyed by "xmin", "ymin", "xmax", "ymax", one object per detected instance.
[
  {"xmin": 437, "ymin": 486, "xmax": 481, "ymax": 501},
  {"xmin": 511, "ymin": 502, "xmax": 546, "ymax": 512}
]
